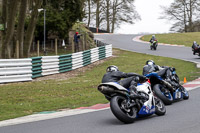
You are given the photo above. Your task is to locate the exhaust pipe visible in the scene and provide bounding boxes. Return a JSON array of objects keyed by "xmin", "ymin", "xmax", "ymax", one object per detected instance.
[
  {"xmin": 98, "ymin": 85, "xmax": 114, "ymax": 93},
  {"xmin": 161, "ymin": 80, "xmax": 173, "ymax": 89},
  {"xmin": 98, "ymin": 85, "xmax": 128, "ymax": 95}
]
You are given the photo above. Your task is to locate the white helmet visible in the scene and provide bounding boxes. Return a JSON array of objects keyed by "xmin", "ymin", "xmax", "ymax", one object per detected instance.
[
  {"xmin": 146, "ymin": 60, "xmax": 155, "ymax": 66},
  {"xmin": 106, "ymin": 65, "xmax": 119, "ymax": 72}
]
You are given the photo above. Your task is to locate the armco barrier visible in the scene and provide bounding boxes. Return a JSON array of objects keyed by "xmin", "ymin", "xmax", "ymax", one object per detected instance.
[
  {"xmin": 59, "ymin": 54, "xmax": 72, "ymax": 73},
  {"xmin": 32, "ymin": 57, "xmax": 42, "ymax": 78},
  {"xmin": 0, "ymin": 59, "xmax": 32, "ymax": 83},
  {"xmin": 0, "ymin": 44, "xmax": 112, "ymax": 83}
]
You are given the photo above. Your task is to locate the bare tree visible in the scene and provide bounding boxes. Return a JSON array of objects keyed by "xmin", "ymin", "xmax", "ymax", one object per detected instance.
[
  {"xmin": 87, "ymin": 0, "xmax": 91, "ymax": 27},
  {"xmin": 17, "ymin": 0, "xmax": 28, "ymax": 58},
  {"xmin": 105, "ymin": 0, "xmax": 110, "ymax": 32},
  {"xmin": 0, "ymin": 0, "xmax": 43, "ymax": 58},
  {"xmin": 83, "ymin": 0, "xmax": 140, "ymax": 33},
  {"xmin": 110, "ymin": 0, "xmax": 140, "ymax": 33},
  {"xmin": 0, "ymin": 0, "xmax": 7, "ymax": 58},
  {"xmin": 160, "ymin": 0, "xmax": 200, "ymax": 32},
  {"xmin": 1, "ymin": 0, "xmax": 20, "ymax": 58},
  {"xmin": 24, "ymin": 0, "xmax": 43, "ymax": 57}
]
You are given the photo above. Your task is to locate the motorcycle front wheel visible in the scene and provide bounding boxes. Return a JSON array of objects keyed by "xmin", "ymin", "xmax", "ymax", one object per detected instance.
[
  {"xmin": 154, "ymin": 96, "xmax": 166, "ymax": 116},
  {"xmin": 110, "ymin": 96, "xmax": 137, "ymax": 124},
  {"xmin": 153, "ymin": 84, "xmax": 173, "ymax": 105}
]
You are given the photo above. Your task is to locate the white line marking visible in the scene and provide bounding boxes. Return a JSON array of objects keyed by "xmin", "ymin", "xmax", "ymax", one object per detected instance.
[{"xmin": 0, "ymin": 107, "xmax": 110, "ymax": 127}]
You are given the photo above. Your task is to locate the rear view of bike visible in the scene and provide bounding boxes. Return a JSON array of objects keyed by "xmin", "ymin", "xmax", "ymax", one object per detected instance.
[
  {"xmin": 192, "ymin": 42, "xmax": 200, "ymax": 56},
  {"xmin": 97, "ymin": 80, "xmax": 166, "ymax": 124},
  {"xmin": 98, "ymin": 83, "xmax": 138, "ymax": 123},
  {"xmin": 146, "ymin": 68, "xmax": 189, "ymax": 105},
  {"xmin": 150, "ymin": 40, "xmax": 158, "ymax": 50}
]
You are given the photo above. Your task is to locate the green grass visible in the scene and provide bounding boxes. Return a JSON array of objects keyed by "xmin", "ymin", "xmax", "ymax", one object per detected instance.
[
  {"xmin": 141, "ymin": 32, "xmax": 200, "ymax": 47},
  {"xmin": 0, "ymin": 49, "xmax": 200, "ymax": 121}
]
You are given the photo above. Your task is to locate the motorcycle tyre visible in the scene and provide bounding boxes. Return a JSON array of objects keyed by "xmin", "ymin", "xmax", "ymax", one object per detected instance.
[
  {"xmin": 110, "ymin": 96, "xmax": 137, "ymax": 124},
  {"xmin": 154, "ymin": 96, "xmax": 166, "ymax": 116},
  {"xmin": 153, "ymin": 84, "xmax": 173, "ymax": 105}
]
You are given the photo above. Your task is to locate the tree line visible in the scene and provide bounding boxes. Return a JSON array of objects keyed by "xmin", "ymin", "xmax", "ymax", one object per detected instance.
[
  {"xmin": 0, "ymin": 0, "xmax": 141, "ymax": 59},
  {"xmin": 161, "ymin": 0, "xmax": 200, "ymax": 32},
  {"xmin": 84, "ymin": 0, "xmax": 140, "ymax": 33},
  {"xmin": 0, "ymin": 0, "xmax": 84, "ymax": 59},
  {"xmin": 1, "ymin": 0, "xmax": 199, "ymax": 59}
]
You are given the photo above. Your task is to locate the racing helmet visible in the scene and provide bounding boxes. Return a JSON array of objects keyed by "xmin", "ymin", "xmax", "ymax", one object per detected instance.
[
  {"xmin": 106, "ymin": 65, "xmax": 119, "ymax": 72},
  {"xmin": 193, "ymin": 41, "xmax": 196, "ymax": 44},
  {"xmin": 146, "ymin": 60, "xmax": 155, "ymax": 66},
  {"xmin": 152, "ymin": 35, "xmax": 155, "ymax": 37}
]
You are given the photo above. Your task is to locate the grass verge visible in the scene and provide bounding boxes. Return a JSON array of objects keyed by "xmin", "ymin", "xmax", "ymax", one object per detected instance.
[
  {"xmin": 141, "ymin": 32, "xmax": 200, "ymax": 47},
  {"xmin": 0, "ymin": 49, "xmax": 200, "ymax": 121}
]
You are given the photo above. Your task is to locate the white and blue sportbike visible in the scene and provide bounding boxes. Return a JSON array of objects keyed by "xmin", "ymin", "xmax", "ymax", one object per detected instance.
[
  {"xmin": 145, "ymin": 68, "xmax": 189, "ymax": 105},
  {"xmin": 98, "ymin": 79, "xmax": 166, "ymax": 124}
]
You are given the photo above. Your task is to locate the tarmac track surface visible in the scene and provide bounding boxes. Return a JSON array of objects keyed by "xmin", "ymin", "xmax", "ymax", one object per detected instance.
[
  {"xmin": 95, "ymin": 34, "xmax": 200, "ymax": 64},
  {"xmin": 0, "ymin": 88, "xmax": 200, "ymax": 133}
]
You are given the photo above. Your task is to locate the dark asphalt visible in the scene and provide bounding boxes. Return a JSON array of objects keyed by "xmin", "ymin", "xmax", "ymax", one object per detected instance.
[
  {"xmin": 0, "ymin": 88, "xmax": 199, "ymax": 133},
  {"xmin": 0, "ymin": 34, "xmax": 200, "ymax": 133}
]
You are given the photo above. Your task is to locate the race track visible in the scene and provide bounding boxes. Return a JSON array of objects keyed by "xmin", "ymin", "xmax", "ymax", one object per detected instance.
[
  {"xmin": 95, "ymin": 34, "xmax": 200, "ymax": 64},
  {"xmin": 0, "ymin": 34, "xmax": 200, "ymax": 133}
]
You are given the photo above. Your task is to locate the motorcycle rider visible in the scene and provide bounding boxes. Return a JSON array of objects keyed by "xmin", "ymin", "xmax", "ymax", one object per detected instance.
[
  {"xmin": 143, "ymin": 60, "xmax": 160, "ymax": 76},
  {"xmin": 102, "ymin": 65, "xmax": 147, "ymax": 99},
  {"xmin": 149, "ymin": 35, "xmax": 156, "ymax": 43},
  {"xmin": 192, "ymin": 41, "xmax": 200, "ymax": 55},
  {"xmin": 193, "ymin": 41, "xmax": 199, "ymax": 47},
  {"xmin": 143, "ymin": 60, "xmax": 179, "ymax": 88}
]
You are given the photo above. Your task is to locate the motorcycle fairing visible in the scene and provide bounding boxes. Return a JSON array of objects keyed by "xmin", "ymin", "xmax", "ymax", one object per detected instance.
[
  {"xmin": 99, "ymin": 82, "xmax": 128, "ymax": 91},
  {"xmin": 137, "ymin": 82, "xmax": 155, "ymax": 115},
  {"xmin": 138, "ymin": 105, "xmax": 155, "ymax": 115},
  {"xmin": 145, "ymin": 73, "xmax": 163, "ymax": 80}
]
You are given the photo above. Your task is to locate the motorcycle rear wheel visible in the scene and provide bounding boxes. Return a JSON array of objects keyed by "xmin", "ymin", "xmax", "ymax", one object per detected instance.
[
  {"xmin": 154, "ymin": 96, "xmax": 166, "ymax": 116},
  {"xmin": 153, "ymin": 84, "xmax": 173, "ymax": 105},
  {"xmin": 110, "ymin": 96, "xmax": 137, "ymax": 124}
]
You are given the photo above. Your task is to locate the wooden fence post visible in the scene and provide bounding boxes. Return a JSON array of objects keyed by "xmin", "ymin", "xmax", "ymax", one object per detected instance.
[
  {"xmin": 72, "ymin": 39, "xmax": 74, "ymax": 53},
  {"xmin": 16, "ymin": 40, "xmax": 19, "ymax": 58},
  {"xmin": 55, "ymin": 38, "xmax": 58, "ymax": 55},
  {"xmin": 37, "ymin": 40, "xmax": 40, "ymax": 56},
  {"xmin": 82, "ymin": 34, "xmax": 85, "ymax": 51},
  {"xmin": 84, "ymin": 33, "xmax": 87, "ymax": 50}
]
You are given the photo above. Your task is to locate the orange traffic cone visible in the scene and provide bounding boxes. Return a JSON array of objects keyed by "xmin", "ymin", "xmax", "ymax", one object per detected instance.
[{"xmin": 184, "ymin": 77, "xmax": 187, "ymax": 83}]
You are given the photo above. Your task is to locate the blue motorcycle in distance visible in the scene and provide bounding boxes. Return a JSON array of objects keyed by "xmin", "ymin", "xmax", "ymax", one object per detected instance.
[{"xmin": 145, "ymin": 68, "xmax": 189, "ymax": 105}]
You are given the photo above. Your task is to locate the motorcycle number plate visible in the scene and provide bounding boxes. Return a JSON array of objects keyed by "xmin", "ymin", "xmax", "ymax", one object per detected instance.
[{"xmin": 175, "ymin": 91, "xmax": 182, "ymax": 99}]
